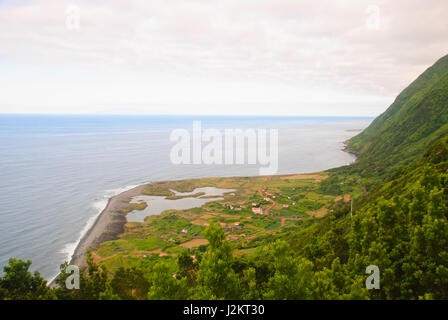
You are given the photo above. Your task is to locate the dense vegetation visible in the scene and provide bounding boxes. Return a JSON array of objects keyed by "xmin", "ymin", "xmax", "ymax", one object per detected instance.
[
  {"xmin": 1, "ymin": 136, "xmax": 447, "ymax": 300},
  {"xmin": 1, "ymin": 55, "xmax": 447, "ymax": 300},
  {"xmin": 348, "ymin": 54, "xmax": 448, "ymax": 182}
]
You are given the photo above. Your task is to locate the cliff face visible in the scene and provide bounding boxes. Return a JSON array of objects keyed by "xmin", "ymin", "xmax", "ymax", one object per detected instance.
[{"xmin": 348, "ymin": 54, "xmax": 448, "ymax": 179}]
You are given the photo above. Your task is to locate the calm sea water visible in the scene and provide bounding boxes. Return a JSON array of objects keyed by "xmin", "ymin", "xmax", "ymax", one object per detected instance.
[{"xmin": 0, "ymin": 115, "xmax": 371, "ymax": 280}]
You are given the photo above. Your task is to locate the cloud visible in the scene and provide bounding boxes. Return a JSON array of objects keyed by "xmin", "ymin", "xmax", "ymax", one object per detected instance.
[{"xmin": 0, "ymin": 0, "xmax": 447, "ymax": 115}]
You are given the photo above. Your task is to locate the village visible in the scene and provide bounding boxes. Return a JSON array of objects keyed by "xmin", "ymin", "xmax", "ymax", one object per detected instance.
[{"xmin": 91, "ymin": 173, "xmax": 358, "ymax": 271}]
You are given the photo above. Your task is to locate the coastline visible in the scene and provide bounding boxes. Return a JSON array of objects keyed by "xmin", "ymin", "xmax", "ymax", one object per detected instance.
[
  {"xmin": 69, "ymin": 184, "xmax": 146, "ymax": 269},
  {"xmin": 343, "ymin": 140, "xmax": 359, "ymax": 159},
  {"xmin": 57, "ymin": 144, "xmax": 359, "ymax": 282}
]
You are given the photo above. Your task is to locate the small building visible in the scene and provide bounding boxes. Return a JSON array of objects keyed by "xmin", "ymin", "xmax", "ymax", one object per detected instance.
[
  {"xmin": 231, "ymin": 222, "xmax": 242, "ymax": 231},
  {"xmin": 181, "ymin": 228, "xmax": 188, "ymax": 233},
  {"xmin": 252, "ymin": 207, "xmax": 263, "ymax": 215}
]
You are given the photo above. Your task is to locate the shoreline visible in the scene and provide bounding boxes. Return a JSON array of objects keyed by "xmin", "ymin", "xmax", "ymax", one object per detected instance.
[
  {"xmin": 69, "ymin": 184, "xmax": 146, "ymax": 269},
  {"xmin": 343, "ymin": 140, "xmax": 359, "ymax": 159},
  {"xmin": 55, "ymin": 146, "xmax": 358, "ymax": 284},
  {"xmin": 67, "ymin": 173, "xmax": 313, "ymax": 269}
]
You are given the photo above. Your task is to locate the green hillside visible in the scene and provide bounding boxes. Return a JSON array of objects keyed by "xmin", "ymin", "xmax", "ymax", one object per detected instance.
[
  {"xmin": 3, "ymin": 135, "xmax": 446, "ymax": 300},
  {"xmin": 348, "ymin": 54, "xmax": 448, "ymax": 179},
  {"xmin": 1, "ymin": 55, "xmax": 448, "ymax": 300}
]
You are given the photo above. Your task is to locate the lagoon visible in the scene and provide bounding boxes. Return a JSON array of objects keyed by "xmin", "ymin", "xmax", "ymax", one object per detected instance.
[
  {"xmin": 0, "ymin": 115, "xmax": 372, "ymax": 279},
  {"xmin": 127, "ymin": 187, "xmax": 235, "ymax": 222}
]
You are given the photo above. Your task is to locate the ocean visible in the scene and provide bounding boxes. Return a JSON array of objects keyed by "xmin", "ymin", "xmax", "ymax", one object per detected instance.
[{"xmin": 0, "ymin": 114, "xmax": 372, "ymax": 280}]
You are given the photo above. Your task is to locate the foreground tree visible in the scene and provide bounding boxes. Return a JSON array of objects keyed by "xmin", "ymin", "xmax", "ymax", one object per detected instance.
[
  {"xmin": 110, "ymin": 267, "xmax": 150, "ymax": 300},
  {"xmin": 264, "ymin": 240, "xmax": 314, "ymax": 299},
  {"xmin": 0, "ymin": 258, "xmax": 55, "ymax": 300},
  {"xmin": 147, "ymin": 262, "xmax": 189, "ymax": 300},
  {"xmin": 55, "ymin": 251, "xmax": 108, "ymax": 300},
  {"xmin": 196, "ymin": 222, "xmax": 241, "ymax": 299}
]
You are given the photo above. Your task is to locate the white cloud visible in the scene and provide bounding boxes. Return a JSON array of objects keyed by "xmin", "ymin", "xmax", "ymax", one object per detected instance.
[{"xmin": 0, "ymin": 0, "xmax": 447, "ymax": 116}]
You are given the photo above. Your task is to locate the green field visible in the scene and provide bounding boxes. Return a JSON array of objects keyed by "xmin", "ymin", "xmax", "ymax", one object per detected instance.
[{"xmin": 92, "ymin": 173, "xmax": 357, "ymax": 273}]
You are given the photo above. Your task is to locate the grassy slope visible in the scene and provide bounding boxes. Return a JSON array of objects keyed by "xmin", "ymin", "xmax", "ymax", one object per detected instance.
[
  {"xmin": 280, "ymin": 134, "xmax": 448, "ymax": 299},
  {"xmin": 93, "ymin": 174, "xmax": 360, "ymax": 273},
  {"xmin": 347, "ymin": 54, "xmax": 448, "ymax": 180},
  {"xmin": 95, "ymin": 54, "xmax": 448, "ymax": 278},
  {"xmin": 60, "ymin": 54, "xmax": 448, "ymax": 299}
]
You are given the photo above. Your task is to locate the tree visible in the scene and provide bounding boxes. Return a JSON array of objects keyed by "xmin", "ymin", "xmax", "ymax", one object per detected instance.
[
  {"xmin": 197, "ymin": 222, "xmax": 241, "ymax": 299},
  {"xmin": 0, "ymin": 258, "xmax": 54, "ymax": 300},
  {"xmin": 79, "ymin": 251, "xmax": 109, "ymax": 299},
  {"xmin": 147, "ymin": 262, "xmax": 189, "ymax": 300},
  {"xmin": 110, "ymin": 267, "xmax": 150, "ymax": 300},
  {"xmin": 177, "ymin": 249, "xmax": 200, "ymax": 286},
  {"xmin": 241, "ymin": 267, "xmax": 260, "ymax": 299},
  {"xmin": 264, "ymin": 240, "xmax": 314, "ymax": 299},
  {"xmin": 55, "ymin": 251, "xmax": 109, "ymax": 300}
]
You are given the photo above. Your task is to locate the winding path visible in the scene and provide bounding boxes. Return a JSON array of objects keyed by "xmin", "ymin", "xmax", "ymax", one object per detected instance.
[{"xmin": 258, "ymin": 183, "xmax": 277, "ymax": 215}]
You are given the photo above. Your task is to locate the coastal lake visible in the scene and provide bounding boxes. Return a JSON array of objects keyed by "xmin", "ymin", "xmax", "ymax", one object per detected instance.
[
  {"xmin": 0, "ymin": 115, "xmax": 372, "ymax": 280},
  {"xmin": 127, "ymin": 187, "xmax": 236, "ymax": 222}
]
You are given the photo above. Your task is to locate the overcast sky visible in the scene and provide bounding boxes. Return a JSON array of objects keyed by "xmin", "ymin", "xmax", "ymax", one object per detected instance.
[{"xmin": 0, "ymin": 0, "xmax": 447, "ymax": 116}]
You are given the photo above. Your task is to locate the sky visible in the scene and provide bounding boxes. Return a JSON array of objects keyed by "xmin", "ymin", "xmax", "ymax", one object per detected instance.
[{"xmin": 0, "ymin": 0, "xmax": 447, "ymax": 116}]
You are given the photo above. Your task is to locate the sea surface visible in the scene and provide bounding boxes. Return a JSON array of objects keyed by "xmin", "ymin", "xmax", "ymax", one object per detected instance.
[{"xmin": 0, "ymin": 114, "xmax": 372, "ymax": 280}]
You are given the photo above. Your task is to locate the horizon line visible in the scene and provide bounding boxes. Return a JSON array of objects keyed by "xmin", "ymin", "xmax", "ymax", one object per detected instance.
[{"xmin": 0, "ymin": 113, "xmax": 376, "ymax": 118}]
